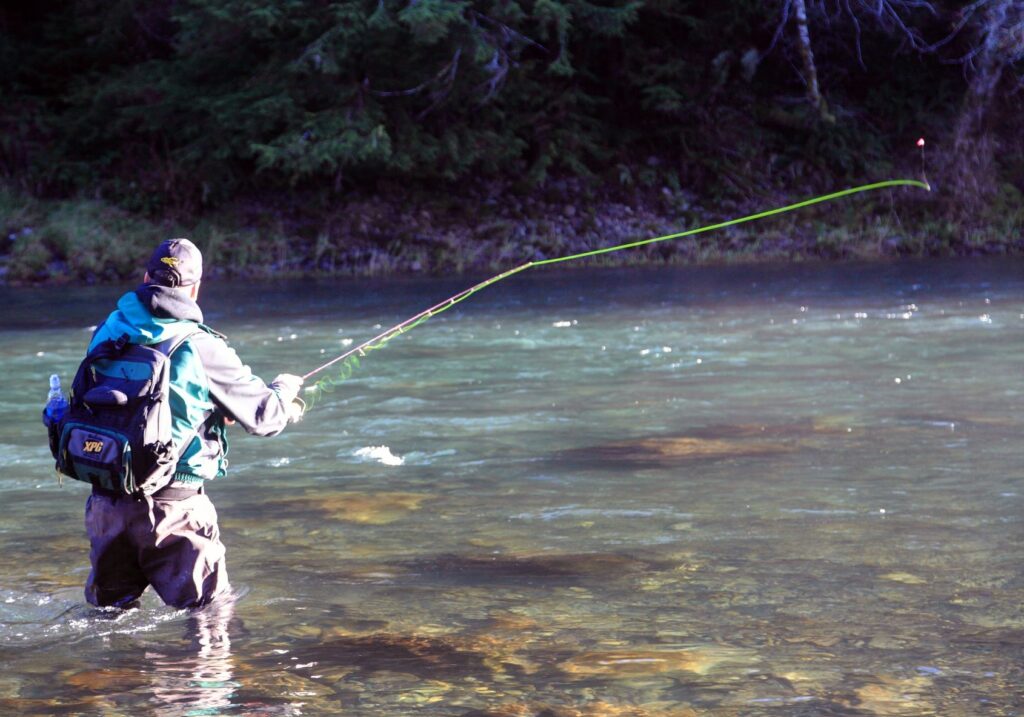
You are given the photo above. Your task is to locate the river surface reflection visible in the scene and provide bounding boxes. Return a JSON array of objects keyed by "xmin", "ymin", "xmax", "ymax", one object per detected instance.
[{"xmin": 1, "ymin": 259, "xmax": 1022, "ymax": 715}]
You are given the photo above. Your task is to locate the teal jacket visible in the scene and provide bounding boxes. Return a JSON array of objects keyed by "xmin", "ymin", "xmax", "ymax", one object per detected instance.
[{"xmin": 89, "ymin": 286, "xmax": 293, "ymax": 485}]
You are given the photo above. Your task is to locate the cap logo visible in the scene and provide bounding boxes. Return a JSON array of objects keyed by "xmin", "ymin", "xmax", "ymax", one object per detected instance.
[{"xmin": 160, "ymin": 257, "xmax": 180, "ymax": 268}]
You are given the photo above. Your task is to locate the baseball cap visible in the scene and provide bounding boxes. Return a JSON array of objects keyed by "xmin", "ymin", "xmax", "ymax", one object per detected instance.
[{"xmin": 146, "ymin": 238, "xmax": 203, "ymax": 287}]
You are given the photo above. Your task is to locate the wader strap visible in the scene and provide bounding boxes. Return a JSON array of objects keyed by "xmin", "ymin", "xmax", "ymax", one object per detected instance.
[
  {"xmin": 91, "ymin": 482, "xmax": 203, "ymax": 501},
  {"xmin": 151, "ymin": 484, "xmax": 203, "ymax": 500}
]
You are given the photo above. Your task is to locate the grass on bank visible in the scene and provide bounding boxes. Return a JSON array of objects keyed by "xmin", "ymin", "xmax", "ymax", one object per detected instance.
[
  {"xmin": 0, "ymin": 186, "xmax": 295, "ymax": 283},
  {"xmin": 1, "ymin": 181, "xmax": 1022, "ymax": 285}
]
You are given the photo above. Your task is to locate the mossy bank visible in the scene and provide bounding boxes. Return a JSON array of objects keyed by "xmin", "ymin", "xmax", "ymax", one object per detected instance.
[{"xmin": 3, "ymin": 179, "xmax": 1022, "ymax": 286}]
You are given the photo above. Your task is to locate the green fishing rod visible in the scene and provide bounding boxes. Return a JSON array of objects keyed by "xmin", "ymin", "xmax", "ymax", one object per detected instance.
[{"xmin": 302, "ymin": 178, "xmax": 930, "ymax": 401}]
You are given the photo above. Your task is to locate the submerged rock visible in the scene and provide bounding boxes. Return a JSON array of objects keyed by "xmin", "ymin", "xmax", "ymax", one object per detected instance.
[
  {"xmin": 267, "ymin": 491, "xmax": 432, "ymax": 524},
  {"xmin": 879, "ymin": 572, "xmax": 927, "ymax": 585},
  {"xmin": 685, "ymin": 419, "xmax": 851, "ymax": 439},
  {"xmin": 556, "ymin": 416, "xmax": 877, "ymax": 468},
  {"xmin": 467, "ymin": 614, "xmax": 547, "ymax": 676},
  {"xmin": 847, "ymin": 675, "xmax": 934, "ymax": 716},
  {"xmin": 558, "ymin": 645, "xmax": 756, "ymax": 678},
  {"xmin": 263, "ymin": 632, "xmax": 492, "ymax": 681},
  {"xmin": 486, "ymin": 612, "xmax": 545, "ymax": 634},
  {"xmin": 402, "ymin": 552, "xmax": 658, "ymax": 585},
  {"xmin": 394, "ymin": 679, "xmax": 453, "ymax": 705},
  {"xmin": 320, "ymin": 618, "xmax": 392, "ymax": 639},
  {"xmin": 463, "ymin": 702, "xmax": 699, "ymax": 717},
  {"xmin": 0, "ymin": 696, "xmax": 109, "ymax": 714},
  {"xmin": 242, "ymin": 670, "xmax": 335, "ymax": 700},
  {"xmin": 560, "ymin": 435, "xmax": 799, "ymax": 467},
  {"xmin": 893, "ymin": 413, "xmax": 1019, "ymax": 431},
  {"xmin": 63, "ymin": 666, "xmax": 149, "ymax": 693}
]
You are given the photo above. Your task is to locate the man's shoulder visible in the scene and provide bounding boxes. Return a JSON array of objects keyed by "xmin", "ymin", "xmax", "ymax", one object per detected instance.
[
  {"xmin": 180, "ymin": 324, "xmax": 230, "ymax": 361},
  {"xmin": 182, "ymin": 325, "xmax": 250, "ymax": 377},
  {"xmin": 194, "ymin": 323, "xmax": 227, "ymax": 341}
]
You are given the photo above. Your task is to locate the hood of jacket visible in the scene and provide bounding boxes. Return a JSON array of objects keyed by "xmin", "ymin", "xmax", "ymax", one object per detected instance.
[{"xmin": 89, "ymin": 286, "xmax": 203, "ymax": 351}]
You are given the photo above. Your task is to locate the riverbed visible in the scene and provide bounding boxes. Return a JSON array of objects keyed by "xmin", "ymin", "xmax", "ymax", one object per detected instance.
[{"xmin": 1, "ymin": 259, "xmax": 1021, "ymax": 715}]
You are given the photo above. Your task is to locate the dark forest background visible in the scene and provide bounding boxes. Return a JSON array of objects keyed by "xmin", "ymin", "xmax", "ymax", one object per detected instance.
[{"xmin": 1, "ymin": 0, "xmax": 1022, "ymax": 282}]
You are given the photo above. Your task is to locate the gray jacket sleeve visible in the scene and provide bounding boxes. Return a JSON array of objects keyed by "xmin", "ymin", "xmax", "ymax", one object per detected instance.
[{"xmin": 192, "ymin": 332, "xmax": 292, "ymax": 437}]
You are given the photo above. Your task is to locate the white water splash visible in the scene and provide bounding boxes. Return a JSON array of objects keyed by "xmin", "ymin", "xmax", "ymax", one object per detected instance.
[{"xmin": 353, "ymin": 445, "xmax": 405, "ymax": 466}]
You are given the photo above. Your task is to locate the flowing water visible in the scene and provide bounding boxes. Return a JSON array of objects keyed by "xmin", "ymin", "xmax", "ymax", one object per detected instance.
[{"xmin": 0, "ymin": 259, "xmax": 1021, "ymax": 716}]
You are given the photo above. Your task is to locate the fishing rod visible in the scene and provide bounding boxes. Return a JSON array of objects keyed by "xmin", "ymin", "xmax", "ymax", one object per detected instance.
[{"xmin": 302, "ymin": 178, "xmax": 931, "ymax": 402}]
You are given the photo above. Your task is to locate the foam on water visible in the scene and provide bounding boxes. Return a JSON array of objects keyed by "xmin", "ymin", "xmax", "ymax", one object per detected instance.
[
  {"xmin": 0, "ymin": 588, "xmax": 182, "ymax": 647},
  {"xmin": 375, "ymin": 396, "xmax": 432, "ymax": 410},
  {"xmin": 511, "ymin": 506, "xmax": 695, "ymax": 522},
  {"xmin": 352, "ymin": 445, "xmax": 405, "ymax": 466}
]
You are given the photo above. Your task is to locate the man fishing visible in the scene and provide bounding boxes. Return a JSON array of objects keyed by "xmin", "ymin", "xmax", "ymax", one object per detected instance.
[{"xmin": 78, "ymin": 238, "xmax": 304, "ymax": 609}]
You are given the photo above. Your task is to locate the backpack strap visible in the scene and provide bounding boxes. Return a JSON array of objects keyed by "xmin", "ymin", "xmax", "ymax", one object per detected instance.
[
  {"xmin": 85, "ymin": 329, "xmax": 196, "ymax": 362},
  {"xmin": 151, "ymin": 328, "xmax": 207, "ymax": 484},
  {"xmin": 152, "ymin": 328, "xmax": 202, "ymax": 359},
  {"xmin": 85, "ymin": 333, "xmax": 133, "ymax": 361}
]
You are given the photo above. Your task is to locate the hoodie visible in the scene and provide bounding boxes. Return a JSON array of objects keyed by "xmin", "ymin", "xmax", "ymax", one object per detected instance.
[{"xmin": 89, "ymin": 285, "xmax": 293, "ymax": 485}]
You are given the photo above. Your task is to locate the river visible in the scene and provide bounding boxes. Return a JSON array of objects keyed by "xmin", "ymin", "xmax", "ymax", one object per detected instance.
[{"xmin": 1, "ymin": 259, "xmax": 1021, "ymax": 715}]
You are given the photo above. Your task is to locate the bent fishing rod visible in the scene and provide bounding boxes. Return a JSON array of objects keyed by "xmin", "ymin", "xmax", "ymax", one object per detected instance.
[{"xmin": 301, "ymin": 178, "xmax": 931, "ymax": 401}]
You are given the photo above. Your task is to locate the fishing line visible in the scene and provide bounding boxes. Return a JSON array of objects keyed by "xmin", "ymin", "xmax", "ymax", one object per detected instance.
[
  {"xmin": 917, "ymin": 138, "xmax": 929, "ymax": 189},
  {"xmin": 302, "ymin": 178, "xmax": 930, "ymax": 406}
]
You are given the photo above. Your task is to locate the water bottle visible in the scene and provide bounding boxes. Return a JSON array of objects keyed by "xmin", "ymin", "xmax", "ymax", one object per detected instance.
[{"xmin": 43, "ymin": 374, "xmax": 69, "ymax": 427}]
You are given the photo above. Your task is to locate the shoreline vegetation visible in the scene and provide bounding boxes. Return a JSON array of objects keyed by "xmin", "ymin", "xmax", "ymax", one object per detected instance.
[
  {"xmin": 2, "ymin": 2, "xmax": 1021, "ymax": 284},
  {"xmin": 1, "ymin": 178, "xmax": 1021, "ymax": 285}
]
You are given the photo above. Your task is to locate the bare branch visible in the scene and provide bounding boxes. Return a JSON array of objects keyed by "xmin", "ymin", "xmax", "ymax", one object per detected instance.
[
  {"xmin": 766, "ymin": 0, "xmax": 794, "ymax": 56},
  {"xmin": 473, "ymin": 11, "xmax": 547, "ymax": 53},
  {"xmin": 366, "ymin": 6, "xmax": 545, "ymax": 113},
  {"xmin": 370, "ymin": 48, "xmax": 462, "ymax": 99},
  {"xmin": 842, "ymin": 0, "xmax": 865, "ymax": 68},
  {"xmin": 416, "ymin": 47, "xmax": 462, "ymax": 120}
]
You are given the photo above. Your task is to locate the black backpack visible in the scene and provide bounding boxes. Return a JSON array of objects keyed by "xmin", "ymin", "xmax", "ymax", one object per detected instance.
[{"xmin": 49, "ymin": 331, "xmax": 199, "ymax": 497}]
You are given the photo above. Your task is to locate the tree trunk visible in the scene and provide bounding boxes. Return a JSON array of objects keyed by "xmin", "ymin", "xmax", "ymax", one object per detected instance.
[
  {"xmin": 950, "ymin": 0, "xmax": 1019, "ymax": 207},
  {"xmin": 792, "ymin": 0, "xmax": 834, "ymax": 124}
]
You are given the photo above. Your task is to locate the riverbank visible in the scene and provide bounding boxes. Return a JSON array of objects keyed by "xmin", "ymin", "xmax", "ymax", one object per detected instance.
[{"xmin": 2, "ymin": 179, "xmax": 1021, "ymax": 285}]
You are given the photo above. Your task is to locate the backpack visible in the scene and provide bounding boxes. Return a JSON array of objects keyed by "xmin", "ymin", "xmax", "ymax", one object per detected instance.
[{"xmin": 49, "ymin": 331, "xmax": 199, "ymax": 498}]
